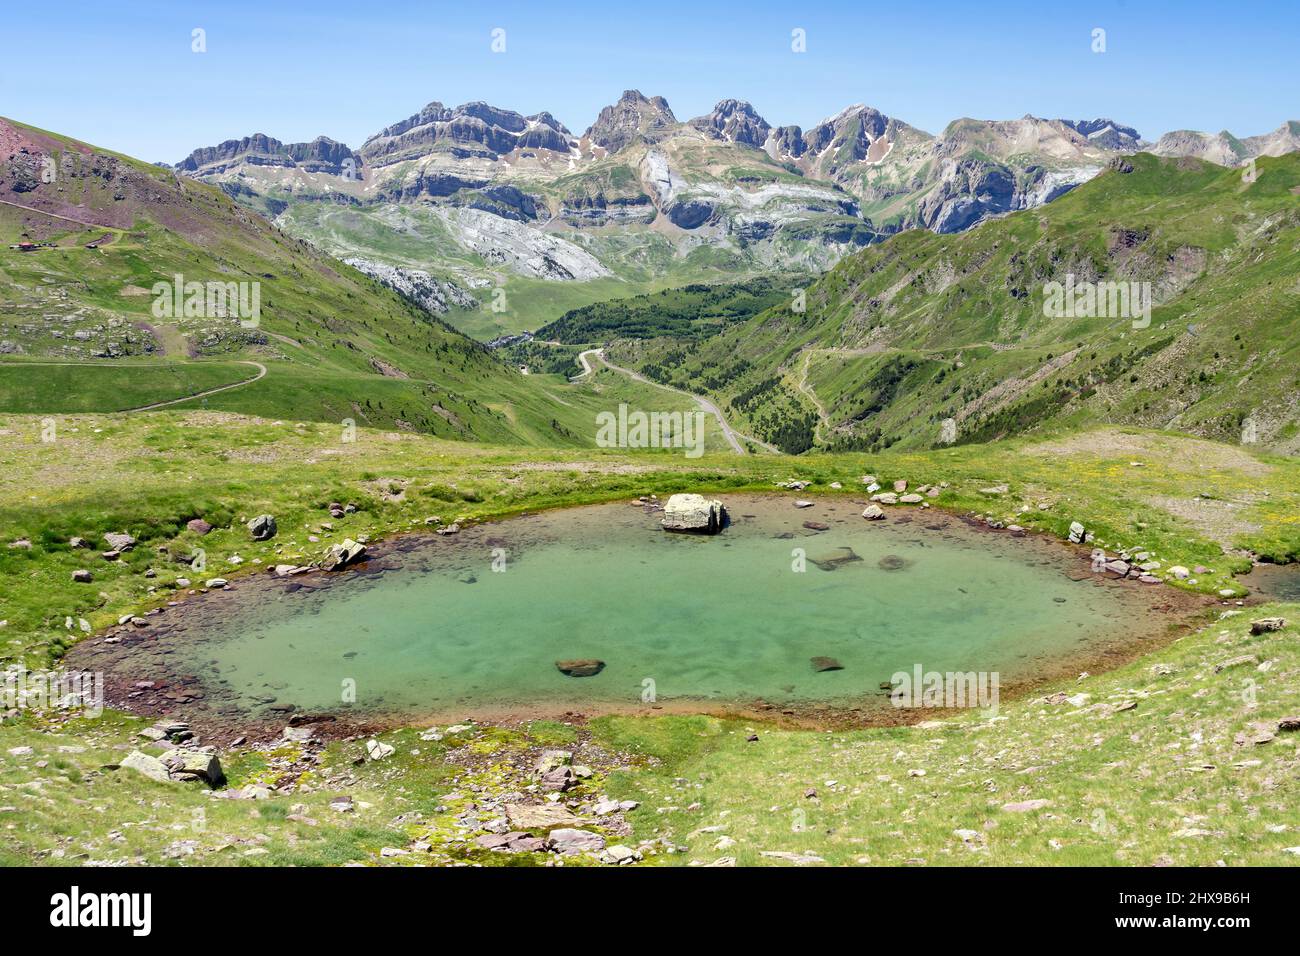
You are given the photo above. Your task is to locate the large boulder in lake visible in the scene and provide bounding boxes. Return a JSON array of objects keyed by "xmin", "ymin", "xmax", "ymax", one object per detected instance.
[{"xmin": 661, "ymin": 494, "xmax": 726, "ymax": 534}]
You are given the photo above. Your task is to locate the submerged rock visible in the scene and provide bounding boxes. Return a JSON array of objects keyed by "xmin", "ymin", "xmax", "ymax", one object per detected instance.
[
  {"xmin": 810, "ymin": 656, "xmax": 844, "ymax": 672},
  {"xmin": 878, "ymin": 554, "xmax": 908, "ymax": 571},
  {"xmin": 556, "ymin": 659, "xmax": 605, "ymax": 677},
  {"xmin": 809, "ymin": 547, "xmax": 862, "ymax": 571},
  {"xmin": 661, "ymin": 493, "xmax": 726, "ymax": 533}
]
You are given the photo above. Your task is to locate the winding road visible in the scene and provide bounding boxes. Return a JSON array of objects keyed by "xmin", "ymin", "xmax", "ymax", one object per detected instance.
[{"xmin": 573, "ymin": 348, "xmax": 780, "ymax": 455}]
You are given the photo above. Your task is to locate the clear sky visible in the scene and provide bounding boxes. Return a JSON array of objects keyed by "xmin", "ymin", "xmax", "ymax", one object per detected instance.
[{"xmin": 2, "ymin": 0, "xmax": 1295, "ymax": 163}]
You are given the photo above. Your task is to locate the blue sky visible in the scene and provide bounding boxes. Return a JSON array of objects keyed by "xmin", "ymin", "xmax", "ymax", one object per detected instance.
[{"xmin": 2, "ymin": 0, "xmax": 1295, "ymax": 162}]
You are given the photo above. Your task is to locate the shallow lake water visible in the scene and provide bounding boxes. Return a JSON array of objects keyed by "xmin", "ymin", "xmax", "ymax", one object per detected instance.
[{"xmin": 74, "ymin": 495, "xmax": 1187, "ymax": 726}]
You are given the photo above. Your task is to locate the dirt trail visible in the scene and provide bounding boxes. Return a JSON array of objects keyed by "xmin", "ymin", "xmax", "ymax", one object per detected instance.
[{"xmin": 574, "ymin": 348, "xmax": 779, "ymax": 455}]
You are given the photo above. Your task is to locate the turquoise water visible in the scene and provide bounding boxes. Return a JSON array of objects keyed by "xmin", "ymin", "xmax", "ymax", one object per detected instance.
[{"xmin": 87, "ymin": 496, "xmax": 1167, "ymax": 721}]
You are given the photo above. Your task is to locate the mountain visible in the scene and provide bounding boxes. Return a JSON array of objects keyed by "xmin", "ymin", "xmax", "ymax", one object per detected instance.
[
  {"xmin": 1152, "ymin": 121, "xmax": 1300, "ymax": 166},
  {"xmin": 168, "ymin": 92, "xmax": 1299, "ymax": 341},
  {"xmin": 603, "ymin": 152, "xmax": 1300, "ymax": 454},
  {"xmin": 0, "ymin": 116, "xmax": 692, "ymax": 445}
]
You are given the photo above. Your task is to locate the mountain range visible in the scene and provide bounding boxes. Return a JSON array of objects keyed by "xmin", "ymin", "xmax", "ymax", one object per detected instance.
[{"xmin": 170, "ymin": 90, "xmax": 1296, "ymax": 338}]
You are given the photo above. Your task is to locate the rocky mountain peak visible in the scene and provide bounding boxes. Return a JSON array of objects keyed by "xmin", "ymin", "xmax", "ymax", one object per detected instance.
[
  {"xmin": 175, "ymin": 133, "xmax": 358, "ymax": 176},
  {"xmin": 583, "ymin": 90, "xmax": 678, "ymax": 153},
  {"xmin": 1060, "ymin": 118, "xmax": 1142, "ymax": 150},
  {"xmin": 690, "ymin": 99, "xmax": 771, "ymax": 148},
  {"xmin": 360, "ymin": 100, "xmax": 575, "ymax": 167}
]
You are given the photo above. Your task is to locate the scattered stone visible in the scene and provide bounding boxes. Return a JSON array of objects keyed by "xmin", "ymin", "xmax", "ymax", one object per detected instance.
[
  {"xmin": 71, "ymin": 569, "xmax": 93, "ymax": 583},
  {"xmin": 187, "ymin": 518, "xmax": 213, "ymax": 536},
  {"xmin": 893, "ymin": 480, "xmax": 908, "ymax": 493},
  {"xmin": 556, "ymin": 659, "xmax": 605, "ymax": 677},
  {"xmin": 205, "ymin": 578, "xmax": 228, "ymax": 589},
  {"xmin": 1002, "ymin": 799, "xmax": 1050, "ymax": 813},
  {"xmin": 160, "ymin": 749, "xmax": 225, "ymax": 785},
  {"xmin": 506, "ymin": 803, "xmax": 582, "ymax": 830},
  {"xmin": 759, "ymin": 850, "xmax": 825, "ymax": 865},
  {"xmin": 103, "ymin": 532, "xmax": 136, "ymax": 552},
  {"xmin": 547, "ymin": 828, "xmax": 606, "ymax": 854},
  {"xmin": 1068, "ymin": 521, "xmax": 1086, "ymax": 544},
  {"xmin": 1277, "ymin": 717, "xmax": 1300, "ymax": 732},
  {"xmin": 1214, "ymin": 655, "xmax": 1259, "ymax": 673},
  {"xmin": 871, "ymin": 492, "xmax": 899, "ymax": 505},
  {"xmin": 322, "ymin": 539, "xmax": 367, "ymax": 571},
  {"xmin": 899, "ymin": 493, "xmax": 924, "ymax": 504},
  {"xmin": 1250, "ymin": 617, "xmax": 1287, "ymax": 635},
  {"xmin": 366, "ymin": 739, "xmax": 395, "ymax": 761},
  {"xmin": 979, "ymin": 484, "xmax": 1009, "ymax": 495},
  {"xmin": 119, "ymin": 750, "xmax": 171, "ymax": 783},
  {"xmin": 861, "ymin": 504, "xmax": 886, "ymax": 520},
  {"xmin": 1169, "ymin": 565, "xmax": 1190, "ymax": 580},
  {"xmin": 793, "ymin": 500, "xmax": 814, "ymax": 509},
  {"xmin": 661, "ymin": 494, "xmax": 726, "ymax": 533},
  {"xmin": 247, "ymin": 515, "xmax": 277, "ymax": 541},
  {"xmin": 435, "ymin": 523, "xmax": 461, "ymax": 535},
  {"xmin": 802, "ymin": 521, "xmax": 830, "ymax": 532}
]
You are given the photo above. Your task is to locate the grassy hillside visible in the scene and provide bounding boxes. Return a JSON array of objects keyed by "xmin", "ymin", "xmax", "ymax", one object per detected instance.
[
  {"xmin": 0, "ymin": 117, "xmax": 733, "ymax": 446},
  {"xmin": 609, "ymin": 153, "xmax": 1300, "ymax": 454}
]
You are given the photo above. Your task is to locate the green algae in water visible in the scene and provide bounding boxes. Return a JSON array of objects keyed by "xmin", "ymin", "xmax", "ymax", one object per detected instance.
[{"xmin": 95, "ymin": 497, "xmax": 1173, "ymax": 721}]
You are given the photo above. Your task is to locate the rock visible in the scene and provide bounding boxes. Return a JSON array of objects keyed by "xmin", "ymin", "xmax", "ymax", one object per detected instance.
[
  {"xmin": 160, "ymin": 749, "xmax": 225, "ymax": 785},
  {"xmin": 979, "ymin": 484, "xmax": 1009, "ymax": 495},
  {"xmin": 802, "ymin": 521, "xmax": 830, "ymax": 531},
  {"xmin": 1068, "ymin": 521, "xmax": 1086, "ymax": 544},
  {"xmin": 104, "ymin": 532, "xmax": 136, "ymax": 552},
  {"xmin": 330, "ymin": 796, "xmax": 355, "ymax": 812},
  {"xmin": 71, "ymin": 569, "xmax": 93, "ymax": 583},
  {"xmin": 810, "ymin": 656, "xmax": 843, "ymax": 672},
  {"xmin": 540, "ymin": 766, "xmax": 576, "ymax": 792},
  {"xmin": 877, "ymin": 554, "xmax": 908, "ymax": 571},
  {"xmin": 69, "ymin": 537, "xmax": 90, "ymax": 549},
  {"xmin": 205, "ymin": 578, "xmax": 228, "ymax": 589},
  {"xmin": 870, "ymin": 492, "xmax": 899, "ymax": 505},
  {"xmin": 602, "ymin": 844, "xmax": 641, "ymax": 864},
  {"xmin": 120, "ymin": 750, "xmax": 172, "ymax": 783},
  {"xmin": 899, "ymin": 493, "xmax": 924, "ymax": 504},
  {"xmin": 506, "ymin": 803, "xmax": 583, "ymax": 830},
  {"xmin": 247, "ymin": 514, "xmax": 277, "ymax": 541},
  {"xmin": 1001, "ymin": 799, "xmax": 1050, "ymax": 812},
  {"xmin": 435, "ymin": 523, "xmax": 461, "ymax": 535},
  {"xmin": 556, "ymin": 659, "xmax": 605, "ymax": 677},
  {"xmin": 893, "ymin": 480, "xmax": 908, "ymax": 493},
  {"xmin": 861, "ymin": 505, "xmax": 886, "ymax": 520},
  {"xmin": 759, "ymin": 850, "xmax": 825, "ymax": 865},
  {"xmin": 829, "ymin": 482, "xmax": 842, "ymax": 490},
  {"xmin": 1250, "ymin": 617, "xmax": 1287, "ymax": 635},
  {"xmin": 1277, "ymin": 717, "xmax": 1300, "ymax": 732},
  {"xmin": 1214, "ymin": 655, "xmax": 1258, "ymax": 673},
  {"xmin": 366, "ymin": 739, "xmax": 395, "ymax": 760},
  {"xmin": 8, "ymin": 539, "xmax": 31, "ymax": 549},
  {"xmin": 322, "ymin": 538, "xmax": 367, "ymax": 571},
  {"xmin": 547, "ymin": 828, "xmax": 606, "ymax": 854},
  {"xmin": 1168, "ymin": 565, "xmax": 1190, "ymax": 580},
  {"xmin": 793, "ymin": 500, "xmax": 814, "ymax": 509},
  {"xmin": 661, "ymin": 493, "xmax": 726, "ymax": 533},
  {"xmin": 809, "ymin": 547, "xmax": 862, "ymax": 571},
  {"xmin": 536, "ymin": 750, "xmax": 572, "ymax": 773},
  {"xmin": 186, "ymin": 518, "xmax": 213, "ymax": 535}
]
